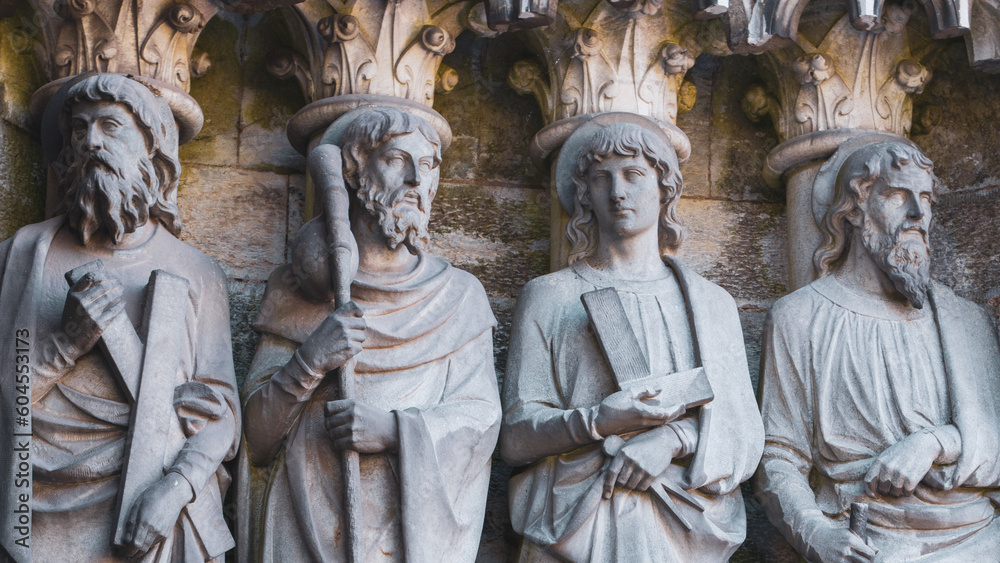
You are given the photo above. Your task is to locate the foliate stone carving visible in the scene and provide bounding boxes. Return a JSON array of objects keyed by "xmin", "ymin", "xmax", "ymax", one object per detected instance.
[
  {"xmin": 745, "ymin": 9, "xmax": 930, "ymax": 143},
  {"xmin": 508, "ymin": 0, "xmax": 702, "ymax": 126},
  {"xmin": 266, "ymin": 0, "xmax": 466, "ymax": 106},
  {"xmin": 720, "ymin": 0, "xmax": 969, "ymax": 54},
  {"xmin": 139, "ymin": 2, "xmax": 209, "ymax": 91},
  {"xmin": 29, "ymin": 0, "xmax": 218, "ymax": 93}
]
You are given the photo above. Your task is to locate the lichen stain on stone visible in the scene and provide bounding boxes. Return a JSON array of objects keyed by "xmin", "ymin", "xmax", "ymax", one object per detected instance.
[
  {"xmin": 0, "ymin": 2, "xmax": 47, "ymax": 128},
  {"xmin": 931, "ymin": 186, "xmax": 1000, "ymax": 307},
  {"xmin": 431, "ymin": 184, "xmax": 550, "ymax": 299},
  {"xmin": 676, "ymin": 199, "xmax": 787, "ymax": 305},
  {"xmin": 180, "ymin": 16, "xmax": 243, "ymax": 164},
  {"xmin": 240, "ymin": 12, "xmax": 305, "ymax": 133},
  {"xmin": 430, "ymin": 229, "xmax": 506, "ymax": 266},
  {"xmin": 0, "ymin": 122, "xmax": 45, "ymax": 241}
]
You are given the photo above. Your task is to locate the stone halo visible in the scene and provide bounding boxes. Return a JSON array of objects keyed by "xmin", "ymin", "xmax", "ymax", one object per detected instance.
[
  {"xmin": 31, "ymin": 71, "xmax": 204, "ymax": 158},
  {"xmin": 287, "ymin": 93, "xmax": 453, "ymax": 155},
  {"xmin": 552, "ymin": 112, "xmax": 678, "ymax": 217}
]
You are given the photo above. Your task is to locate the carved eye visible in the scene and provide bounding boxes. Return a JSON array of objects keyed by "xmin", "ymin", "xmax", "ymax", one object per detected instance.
[
  {"xmin": 625, "ymin": 169, "xmax": 644, "ymax": 182},
  {"xmin": 419, "ymin": 160, "xmax": 433, "ymax": 172},
  {"xmin": 101, "ymin": 119, "xmax": 121, "ymax": 135}
]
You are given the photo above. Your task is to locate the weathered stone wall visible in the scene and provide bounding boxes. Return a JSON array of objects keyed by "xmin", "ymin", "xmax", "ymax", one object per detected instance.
[{"xmin": 1, "ymin": 5, "xmax": 999, "ymax": 562}]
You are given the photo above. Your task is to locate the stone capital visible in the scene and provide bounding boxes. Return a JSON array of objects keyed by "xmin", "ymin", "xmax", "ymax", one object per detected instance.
[{"xmin": 265, "ymin": 0, "xmax": 486, "ymax": 156}]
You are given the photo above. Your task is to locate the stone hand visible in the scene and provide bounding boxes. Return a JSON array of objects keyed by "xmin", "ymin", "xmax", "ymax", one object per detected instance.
[
  {"xmin": 122, "ymin": 472, "xmax": 194, "ymax": 557},
  {"xmin": 864, "ymin": 430, "xmax": 941, "ymax": 497},
  {"xmin": 594, "ymin": 388, "xmax": 685, "ymax": 438},
  {"xmin": 602, "ymin": 428, "xmax": 682, "ymax": 498},
  {"xmin": 325, "ymin": 399, "xmax": 398, "ymax": 453},
  {"xmin": 60, "ymin": 272, "xmax": 124, "ymax": 358},
  {"xmin": 804, "ymin": 524, "xmax": 877, "ymax": 563},
  {"xmin": 298, "ymin": 301, "xmax": 366, "ymax": 374}
]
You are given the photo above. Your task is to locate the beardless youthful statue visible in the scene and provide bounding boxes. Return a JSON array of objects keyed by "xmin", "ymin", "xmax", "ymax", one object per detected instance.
[
  {"xmin": 0, "ymin": 74, "xmax": 240, "ymax": 561},
  {"xmin": 755, "ymin": 141, "xmax": 1000, "ymax": 562},
  {"xmin": 500, "ymin": 117, "xmax": 764, "ymax": 562},
  {"xmin": 243, "ymin": 107, "xmax": 501, "ymax": 562}
]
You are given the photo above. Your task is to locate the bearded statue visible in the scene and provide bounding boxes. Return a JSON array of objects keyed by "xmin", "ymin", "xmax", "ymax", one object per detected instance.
[
  {"xmin": 0, "ymin": 74, "xmax": 239, "ymax": 562},
  {"xmin": 242, "ymin": 107, "xmax": 500, "ymax": 562},
  {"xmin": 755, "ymin": 141, "xmax": 1000, "ymax": 562}
]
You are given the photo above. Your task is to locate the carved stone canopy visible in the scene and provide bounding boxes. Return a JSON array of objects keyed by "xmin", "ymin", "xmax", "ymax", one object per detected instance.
[
  {"xmin": 265, "ymin": 0, "xmax": 471, "ymax": 107},
  {"xmin": 27, "ymin": 0, "xmax": 218, "ymax": 92}
]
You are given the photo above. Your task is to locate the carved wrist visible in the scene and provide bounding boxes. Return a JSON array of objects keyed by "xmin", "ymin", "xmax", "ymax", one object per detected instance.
[{"xmin": 293, "ymin": 349, "xmax": 325, "ymax": 380}]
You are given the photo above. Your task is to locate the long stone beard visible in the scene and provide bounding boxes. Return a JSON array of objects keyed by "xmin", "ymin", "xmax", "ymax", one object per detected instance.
[
  {"xmin": 356, "ymin": 176, "xmax": 431, "ymax": 255},
  {"xmin": 862, "ymin": 219, "xmax": 931, "ymax": 309},
  {"xmin": 61, "ymin": 150, "xmax": 152, "ymax": 246}
]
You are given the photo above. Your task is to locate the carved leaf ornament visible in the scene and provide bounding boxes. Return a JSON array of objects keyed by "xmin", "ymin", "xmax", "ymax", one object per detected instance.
[
  {"xmin": 37, "ymin": 0, "xmax": 215, "ymax": 92},
  {"xmin": 140, "ymin": 3, "xmax": 207, "ymax": 92},
  {"xmin": 53, "ymin": 0, "xmax": 119, "ymax": 77}
]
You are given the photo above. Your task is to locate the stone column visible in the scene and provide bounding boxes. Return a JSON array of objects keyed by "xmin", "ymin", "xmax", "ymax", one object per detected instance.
[
  {"xmin": 21, "ymin": 0, "xmax": 225, "ymax": 214},
  {"xmin": 264, "ymin": 0, "xmax": 484, "ymax": 216},
  {"xmin": 505, "ymin": 0, "xmax": 712, "ymax": 269},
  {"xmin": 735, "ymin": 4, "xmax": 935, "ymax": 290}
]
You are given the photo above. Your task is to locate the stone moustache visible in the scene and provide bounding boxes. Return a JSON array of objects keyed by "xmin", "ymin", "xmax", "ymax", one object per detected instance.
[
  {"xmin": 0, "ymin": 73, "xmax": 240, "ymax": 562},
  {"xmin": 242, "ymin": 107, "xmax": 501, "ymax": 562},
  {"xmin": 500, "ymin": 118, "xmax": 764, "ymax": 562},
  {"xmin": 754, "ymin": 140, "xmax": 1000, "ymax": 562}
]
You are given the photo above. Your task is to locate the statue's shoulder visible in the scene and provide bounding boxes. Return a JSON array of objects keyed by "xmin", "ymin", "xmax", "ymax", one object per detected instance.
[
  {"xmin": 431, "ymin": 255, "xmax": 489, "ymax": 301},
  {"xmin": 156, "ymin": 227, "xmax": 228, "ymax": 285},
  {"xmin": 665, "ymin": 256, "xmax": 736, "ymax": 308},
  {"xmin": 930, "ymin": 281, "xmax": 994, "ymax": 327},
  {"xmin": 517, "ymin": 267, "xmax": 587, "ymax": 306},
  {"xmin": 767, "ymin": 280, "xmax": 829, "ymax": 330}
]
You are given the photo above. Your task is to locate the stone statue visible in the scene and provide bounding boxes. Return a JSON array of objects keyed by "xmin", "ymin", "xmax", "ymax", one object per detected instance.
[
  {"xmin": 755, "ymin": 140, "xmax": 1000, "ymax": 562},
  {"xmin": 243, "ymin": 107, "xmax": 501, "ymax": 562},
  {"xmin": 0, "ymin": 74, "xmax": 240, "ymax": 561},
  {"xmin": 500, "ymin": 117, "xmax": 764, "ymax": 562}
]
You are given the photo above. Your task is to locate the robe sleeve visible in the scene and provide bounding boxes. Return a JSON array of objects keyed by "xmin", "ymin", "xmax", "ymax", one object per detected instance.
[
  {"xmin": 395, "ymin": 328, "xmax": 501, "ymax": 562},
  {"xmin": 753, "ymin": 303, "xmax": 832, "ymax": 558},
  {"xmin": 678, "ymin": 268, "xmax": 764, "ymax": 496},
  {"xmin": 166, "ymin": 261, "xmax": 241, "ymax": 496},
  {"xmin": 242, "ymin": 333, "xmax": 330, "ymax": 466},
  {"xmin": 500, "ymin": 279, "xmax": 603, "ymax": 467}
]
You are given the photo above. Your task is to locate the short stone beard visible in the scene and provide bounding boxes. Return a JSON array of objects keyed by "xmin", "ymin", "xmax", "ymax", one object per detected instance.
[
  {"xmin": 60, "ymin": 149, "xmax": 154, "ymax": 246},
  {"xmin": 862, "ymin": 217, "xmax": 931, "ymax": 309},
  {"xmin": 355, "ymin": 174, "xmax": 431, "ymax": 255}
]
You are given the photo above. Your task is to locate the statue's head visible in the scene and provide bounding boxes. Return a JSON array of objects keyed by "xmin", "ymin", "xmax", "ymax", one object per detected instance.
[
  {"xmin": 566, "ymin": 122, "xmax": 684, "ymax": 264},
  {"xmin": 814, "ymin": 141, "xmax": 939, "ymax": 308},
  {"xmin": 340, "ymin": 107, "xmax": 442, "ymax": 255},
  {"xmin": 54, "ymin": 74, "xmax": 182, "ymax": 245}
]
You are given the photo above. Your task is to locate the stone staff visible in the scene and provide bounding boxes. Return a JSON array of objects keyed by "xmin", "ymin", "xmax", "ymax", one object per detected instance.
[{"xmin": 308, "ymin": 143, "xmax": 365, "ymax": 563}]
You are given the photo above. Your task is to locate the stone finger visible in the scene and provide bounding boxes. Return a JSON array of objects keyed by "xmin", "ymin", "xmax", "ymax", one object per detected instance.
[{"xmin": 603, "ymin": 456, "xmax": 625, "ymax": 499}]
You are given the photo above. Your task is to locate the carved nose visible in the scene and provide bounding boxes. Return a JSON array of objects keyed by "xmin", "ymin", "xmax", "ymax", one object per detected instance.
[
  {"xmin": 906, "ymin": 193, "xmax": 924, "ymax": 220},
  {"xmin": 402, "ymin": 161, "xmax": 418, "ymax": 187},
  {"xmin": 80, "ymin": 123, "xmax": 103, "ymax": 152},
  {"xmin": 609, "ymin": 178, "xmax": 626, "ymax": 201}
]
